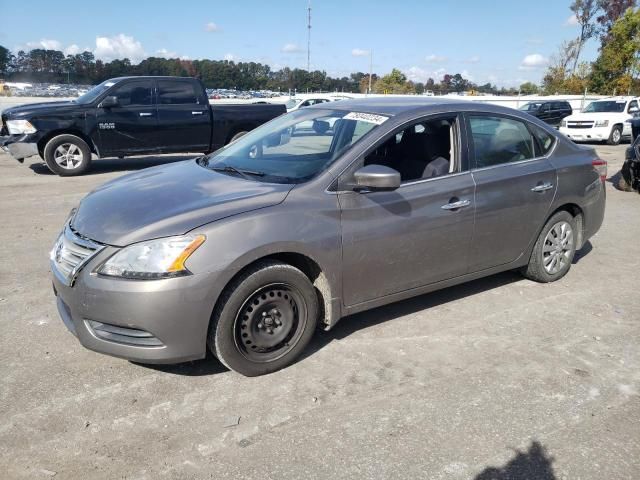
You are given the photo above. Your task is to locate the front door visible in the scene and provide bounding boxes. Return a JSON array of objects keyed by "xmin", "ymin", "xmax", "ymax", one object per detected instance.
[
  {"xmin": 338, "ymin": 114, "xmax": 476, "ymax": 307},
  {"xmin": 466, "ymin": 113, "xmax": 557, "ymax": 272},
  {"xmin": 96, "ymin": 79, "xmax": 157, "ymax": 156}
]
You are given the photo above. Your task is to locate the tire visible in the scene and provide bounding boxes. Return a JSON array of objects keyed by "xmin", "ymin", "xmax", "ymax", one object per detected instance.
[
  {"xmin": 607, "ymin": 125, "xmax": 622, "ymax": 146},
  {"xmin": 229, "ymin": 131, "xmax": 248, "ymax": 144},
  {"xmin": 43, "ymin": 134, "xmax": 92, "ymax": 176},
  {"xmin": 522, "ymin": 211, "xmax": 577, "ymax": 283},
  {"xmin": 208, "ymin": 260, "xmax": 318, "ymax": 376}
]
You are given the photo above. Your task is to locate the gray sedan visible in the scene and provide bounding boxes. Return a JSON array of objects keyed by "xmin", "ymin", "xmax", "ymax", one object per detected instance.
[{"xmin": 51, "ymin": 98, "xmax": 606, "ymax": 376}]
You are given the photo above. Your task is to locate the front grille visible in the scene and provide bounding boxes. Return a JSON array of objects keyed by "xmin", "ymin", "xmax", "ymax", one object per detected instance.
[
  {"xmin": 567, "ymin": 121, "xmax": 595, "ymax": 129},
  {"xmin": 50, "ymin": 224, "xmax": 105, "ymax": 286},
  {"xmin": 85, "ymin": 320, "xmax": 163, "ymax": 347}
]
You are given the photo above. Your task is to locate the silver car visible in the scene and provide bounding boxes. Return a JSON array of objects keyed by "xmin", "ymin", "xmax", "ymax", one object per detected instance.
[{"xmin": 51, "ymin": 98, "xmax": 606, "ymax": 376}]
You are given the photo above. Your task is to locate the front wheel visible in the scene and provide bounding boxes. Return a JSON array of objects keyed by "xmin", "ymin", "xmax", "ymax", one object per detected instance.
[
  {"xmin": 43, "ymin": 134, "xmax": 92, "ymax": 176},
  {"xmin": 607, "ymin": 125, "xmax": 622, "ymax": 146},
  {"xmin": 522, "ymin": 211, "xmax": 577, "ymax": 283},
  {"xmin": 208, "ymin": 261, "xmax": 318, "ymax": 376}
]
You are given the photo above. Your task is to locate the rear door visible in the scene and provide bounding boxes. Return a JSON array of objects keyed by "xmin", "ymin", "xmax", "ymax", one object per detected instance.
[
  {"xmin": 96, "ymin": 79, "xmax": 157, "ymax": 155},
  {"xmin": 466, "ymin": 113, "xmax": 557, "ymax": 272},
  {"xmin": 155, "ymin": 79, "xmax": 212, "ymax": 153}
]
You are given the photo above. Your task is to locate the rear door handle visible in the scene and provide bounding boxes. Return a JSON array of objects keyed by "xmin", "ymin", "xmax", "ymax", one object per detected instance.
[
  {"xmin": 531, "ymin": 182, "xmax": 554, "ymax": 193},
  {"xmin": 139, "ymin": 112, "xmax": 152, "ymax": 117},
  {"xmin": 441, "ymin": 199, "xmax": 471, "ymax": 210},
  {"xmin": 191, "ymin": 111, "xmax": 204, "ymax": 115}
]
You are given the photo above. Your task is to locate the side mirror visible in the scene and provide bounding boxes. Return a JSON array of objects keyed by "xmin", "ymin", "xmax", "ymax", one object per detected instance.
[
  {"xmin": 353, "ymin": 164, "xmax": 401, "ymax": 192},
  {"xmin": 98, "ymin": 96, "xmax": 118, "ymax": 108},
  {"xmin": 629, "ymin": 106, "xmax": 639, "ymax": 113},
  {"xmin": 313, "ymin": 120, "xmax": 330, "ymax": 135}
]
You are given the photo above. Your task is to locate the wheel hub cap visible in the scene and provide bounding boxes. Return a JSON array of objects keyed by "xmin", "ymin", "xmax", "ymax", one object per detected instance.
[{"xmin": 542, "ymin": 221, "xmax": 573, "ymax": 275}]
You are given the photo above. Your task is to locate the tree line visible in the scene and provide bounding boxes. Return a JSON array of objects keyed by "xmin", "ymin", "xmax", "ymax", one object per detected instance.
[{"xmin": 542, "ymin": 0, "xmax": 640, "ymax": 95}]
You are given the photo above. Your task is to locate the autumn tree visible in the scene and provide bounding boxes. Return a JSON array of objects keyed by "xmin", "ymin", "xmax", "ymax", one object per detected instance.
[{"xmin": 570, "ymin": 0, "xmax": 600, "ymax": 73}]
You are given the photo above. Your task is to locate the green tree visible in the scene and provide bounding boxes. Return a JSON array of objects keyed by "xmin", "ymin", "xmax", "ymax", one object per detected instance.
[
  {"xmin": 570, "ymin": 0, "xmax": 599, "ymax": 73},
  {"xmin": 519, "ymin": 81, "xmax": 539, "ymax": 94},
  {"xmin": 373, "ymin": 68, "xmax": 412, "ymax": 94},
  {"xmin": 589, "ymin": 7, "xmax": 640, "ymax": 94},
  {"xmin": 0, "ymin": 45, "xmax": 10, "ymax": 75}
]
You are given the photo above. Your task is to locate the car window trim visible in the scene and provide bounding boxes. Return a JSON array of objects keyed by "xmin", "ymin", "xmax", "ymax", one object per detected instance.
[
  {"xmin": 463, "ymin": 111, "xmax": 557, "ymax": 172},
  {"xmin": 329, "ymin": 111, "xmax": 468, "ymax": 193},
  {"xmin": 110, "ymin": 79, "xmax": 154, "ymax": 108}
]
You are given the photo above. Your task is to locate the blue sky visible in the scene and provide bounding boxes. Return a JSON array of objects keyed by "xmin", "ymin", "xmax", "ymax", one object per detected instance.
[{"xmin": 1, "ymin": 0, "xmax": 599, "ymax": 87}]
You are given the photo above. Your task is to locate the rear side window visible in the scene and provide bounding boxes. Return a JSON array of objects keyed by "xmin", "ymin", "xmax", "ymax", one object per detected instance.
[
  {"xmin": 111, "ymin": 81, "xmax": 152, "ymax": 106},
  {"xmin": 158, "ymin": 80, "xmax": 202, "ymax": 105},
  {"xmin": 529, "ymin": 123, "xmax": 556, "ymax": 156},
  {"xmin": 469, "ymin": 115, "xmax": 535, "ymax": 168}
]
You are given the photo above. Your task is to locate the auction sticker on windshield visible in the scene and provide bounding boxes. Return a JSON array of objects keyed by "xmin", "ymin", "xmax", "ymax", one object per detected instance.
[{"xmin": 343, "ymin": 112, "xmax": 389, "ymax": 125}]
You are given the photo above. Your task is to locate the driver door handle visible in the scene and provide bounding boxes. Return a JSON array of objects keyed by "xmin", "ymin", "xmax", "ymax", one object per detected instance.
[
  {"xmin": 191, "ymin": 111, "xmax": 204, "ymax": 115},
  {"xmin": 441, "ymin": 199, "xmax": 471, "ymax": 210},
  {"xmin": 139, "ymin": 112, "xmax": 152, "ymax": 117},
  {"xmin": 531, "ymin": 182, "xmax": 554, "ymax": 193}
]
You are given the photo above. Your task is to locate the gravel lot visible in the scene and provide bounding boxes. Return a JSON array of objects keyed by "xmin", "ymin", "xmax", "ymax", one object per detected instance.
[{"xmin": 0, "ymin": 145, "xmax": 638, "ymax": 479}]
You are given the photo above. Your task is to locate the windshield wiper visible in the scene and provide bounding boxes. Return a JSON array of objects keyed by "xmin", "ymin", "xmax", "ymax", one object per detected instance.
[{"xmin": 210, "ymin": 164, "xmax": 266, "ymax": 180}]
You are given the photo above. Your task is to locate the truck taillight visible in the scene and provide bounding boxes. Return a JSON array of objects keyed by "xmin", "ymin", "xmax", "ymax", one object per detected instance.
[{"xmin": 592, "ymin": 159, "xmax": 607, "ymax": 182}]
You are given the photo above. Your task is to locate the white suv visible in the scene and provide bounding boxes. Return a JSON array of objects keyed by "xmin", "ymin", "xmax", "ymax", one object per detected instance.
[{"xmin": 559, "ymin": 97, "xmax": 639, "ymax": 145}]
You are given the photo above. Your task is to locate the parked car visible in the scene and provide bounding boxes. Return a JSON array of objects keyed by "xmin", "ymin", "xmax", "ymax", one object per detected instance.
[
  {"xmin": 50, "ymin": 98, "xmax": 606, "ymax": 376},
  {"xmin": 559, "ymin": 96, "xmax": 639, "ymax": 145},
  {"xmin": 519, "ymin": 100, "xmax": 572, "ymax": 127},
  {"xmin": 0, "ymin": 76, "xmax": 286, "ymax": 176},
  {"xmin": 621, "ymin": 135, "xmax": 640, "ymax": 192}
]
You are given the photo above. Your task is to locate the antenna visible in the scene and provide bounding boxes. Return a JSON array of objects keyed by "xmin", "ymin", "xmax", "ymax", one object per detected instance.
[{"xmin": 307, "ymin": 0, "xmax": 312, "ymax": 72}]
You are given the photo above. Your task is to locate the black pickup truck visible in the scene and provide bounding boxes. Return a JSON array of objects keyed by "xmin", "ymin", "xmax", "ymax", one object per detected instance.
[{"xmin": 0, "ymin": 76, "xmax": 285, "ymax": 175}]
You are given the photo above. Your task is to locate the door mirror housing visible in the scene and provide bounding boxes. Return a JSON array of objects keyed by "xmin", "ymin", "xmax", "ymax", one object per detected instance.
[
  {"xmin": 98, "ymin": 96, "xmax": 119, "ymax": 108},
  {"xmin": 629, "ymin": 106, "xmax": 639, "ymax": 114},
  {"xmin": 353, "ymin": 164, "xmax": 401, "ymax": 192}
]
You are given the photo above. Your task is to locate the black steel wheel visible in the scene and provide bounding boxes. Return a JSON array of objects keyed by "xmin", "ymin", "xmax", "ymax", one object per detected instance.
[
  {"xmin": 208, "ymin": 261, "xmax": 318, "ymax": 376},
  {"xmin": 234, "ymin": 283, "xmax": 307, "ymax": 363}
]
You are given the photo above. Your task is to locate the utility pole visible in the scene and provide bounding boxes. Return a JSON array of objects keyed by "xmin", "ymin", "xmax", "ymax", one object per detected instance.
[
  {"xmin": 368, "ymin": 50, "xmax": 373, "ymax": 94},
  {"xmin": 307, "ymin": 1, "xmax": 312, "ymax": 72}
]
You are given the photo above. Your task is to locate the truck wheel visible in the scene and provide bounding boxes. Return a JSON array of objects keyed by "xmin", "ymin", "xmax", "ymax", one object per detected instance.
[
  {"xmin": 208, "ymin": 260, "xmax": 318, "ymax": 376},
  {"xmin": 43, "ymin": 134, "xmax": 92, "ymax": 176},
  {"xmin": 607, "ymin": 125, "xmax": 622, "ymax": 146},
  {"xmin": 229, "ymin": 131, "xmax": 248, "ymax": 144},
  {"xmin": 521, "ymin": 211, "xmax": 577, "ymax": 283}
]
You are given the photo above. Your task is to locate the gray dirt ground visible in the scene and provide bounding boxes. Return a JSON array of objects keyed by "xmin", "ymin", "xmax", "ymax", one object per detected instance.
[{"xmin": 0, "ymin": 145, "xmax": 638, "ymax": 480}]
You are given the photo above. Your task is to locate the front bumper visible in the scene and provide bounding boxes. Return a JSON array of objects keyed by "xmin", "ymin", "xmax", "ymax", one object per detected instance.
[
  {"xmin": 0, "ymin": 134, "xmax": 39, "ymax": 161},
  {"xmin": 559, "ymin": 126, "xmax": 611, "ymax": 142},
  {"xmin": 52, "ymin": 245, "xmax": 223, "ymax": 364}
]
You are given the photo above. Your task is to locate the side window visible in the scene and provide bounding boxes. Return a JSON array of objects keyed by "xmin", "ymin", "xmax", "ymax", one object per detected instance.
[
  {"xmin": 628, "ymin": 100, "xmax": 638, "ymax": 113},
  {"xmin": 469, "ymin": 115, "xmax": 535, "ymax": 168},
  {"xmin": 541, "ymin": 103, "xmax": 551, "ymax": 112},
  {"xmin": 111, "ymin": 81, "xmax": 152, "ymax": 106},
  {"xmin": 158, "ymin": 80, "xmax": 201, "ymax": 105},
  {"xmin": 529, "ymin": 123, "xmax": 556, "ymax": 156},
  {"xmin": 363, "ymin": 117, "xmax": 457, "ymax": 182}
]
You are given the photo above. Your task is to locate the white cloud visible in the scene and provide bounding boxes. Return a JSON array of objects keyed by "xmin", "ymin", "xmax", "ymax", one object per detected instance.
[
  {"xmin": 465, "ymin": 55, "xmax": 480, "ymax": 64},
  {"xmin": 20, "ymin": 39, "xmax": 62, "ymax": 51},
  {"xmin": 526, "ymin": 37, "xmax": 544, "ymax": 45},
  {"xmin": 180, "ymin": 55, "xmax": 191, "ymax": 61},
  {"xmin": 281, "ymin": 43, "xmax": 303, "ymax": 53},
  {"xmin": 205, "ymin": 22, "xmax": 220, "ymax": 32},
  {"xmin": 519, "ymin": 53, "xmax": 549, "ymax": 70},
  {"xmin": 351, "ymin": 48, "xmax": 369, "ymax": 57},
  {"xmin": 404, "ymin": 66, "xmax": 447, "ymax": 83},
  {"xmin": 94, "ymin": 34, "xmax": 146, "ymax": 62},
  {"xmin": 155, "ymin": 48, "xmax": 178, "ymax": 59},
  {"xmin": 565, "ymin": 14, "xmax": 579, "ymax": 26},
  {"xmin": 64, "ymin": 44, "xmax": 81, "ymax": 56},
  {"xmin": 460, "ymin": 69, "xmax": 474, "ymax": 81},
  {"xmin": 224, "ymin": 53, "xmax": 235, "ymax": 61},
  {"xmin": 425, "ymin": 54, "xmax": 447, "ymax": 64}
]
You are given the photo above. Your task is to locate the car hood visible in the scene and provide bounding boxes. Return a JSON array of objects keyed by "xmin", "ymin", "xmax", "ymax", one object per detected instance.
[
  {"xmin": 2, "ymin": 101, "xmax": 78, "ymax": 119},
  {"xmin": 566, "ymin": 111, "xmax": 630, "ymax": 121},
  {"xmin": 71, "ymin": 159, "xmax": 293, "ymax": 246}
]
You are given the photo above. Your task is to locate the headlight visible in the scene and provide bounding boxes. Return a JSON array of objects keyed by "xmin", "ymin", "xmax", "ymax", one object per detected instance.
[
  {"xmin": 560, "ymin": 120, "xmax": 567, "ymax": 128},
  {"xmin": 98, "ymin": 234, "xmax": 205, "ymax": 279},
  {"xmin": 6, "ymin": 119, "xmax": 37, "ymax": 135},
  {"xmin": 594, "ymin": 120, "xmax": 609, "ymax": 127}
]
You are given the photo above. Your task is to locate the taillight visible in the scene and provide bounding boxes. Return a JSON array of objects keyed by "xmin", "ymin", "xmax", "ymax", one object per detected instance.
[{"xmin": 592, "ymin": 158, "xmax": 607, "ymax": 182}]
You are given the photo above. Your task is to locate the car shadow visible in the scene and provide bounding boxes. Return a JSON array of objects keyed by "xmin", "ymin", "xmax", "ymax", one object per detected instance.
[
  {"xmin": 28, "ymin": 154, "xmax": 197, "ymax": 176},
  {"xmin": 474, "ymin": 440, "xmax": 557, "ymax": 480}
]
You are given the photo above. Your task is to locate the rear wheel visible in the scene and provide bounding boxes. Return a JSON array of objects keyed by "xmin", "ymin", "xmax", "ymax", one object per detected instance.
[
  {"xmin": 607, "ymin": 125, "xmax": 622, "ymax": 145},
  {"xmin": 522, "ymin": 211, "xmax": 577, "ymax": 283},
  {"xmin": 208, "ymin": 261, "xmax": 318, "ymax": 376},
  {"xmin": 43, "ymin": 134, "xmax": 92, "ymax": 176}
]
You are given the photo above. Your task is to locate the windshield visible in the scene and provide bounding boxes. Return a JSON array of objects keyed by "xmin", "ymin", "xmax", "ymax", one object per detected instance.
[
  {"xmin": 75, "ymin": 79, "xmax": 117, "ymax": 104},
  {"xmin": 583, "ymin": 101, "xmax": 626, "ymax": 113},
  {"xmin": 519, "ymin": 102, "xmax": 543, "ymax": 111},
  {"xmin": 201, "ymin": 108, "xmax": 385, "ymax": 183},
  {"xmin": 285, "ymin": 99, "xmax": 302, "ymax": 109}
]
